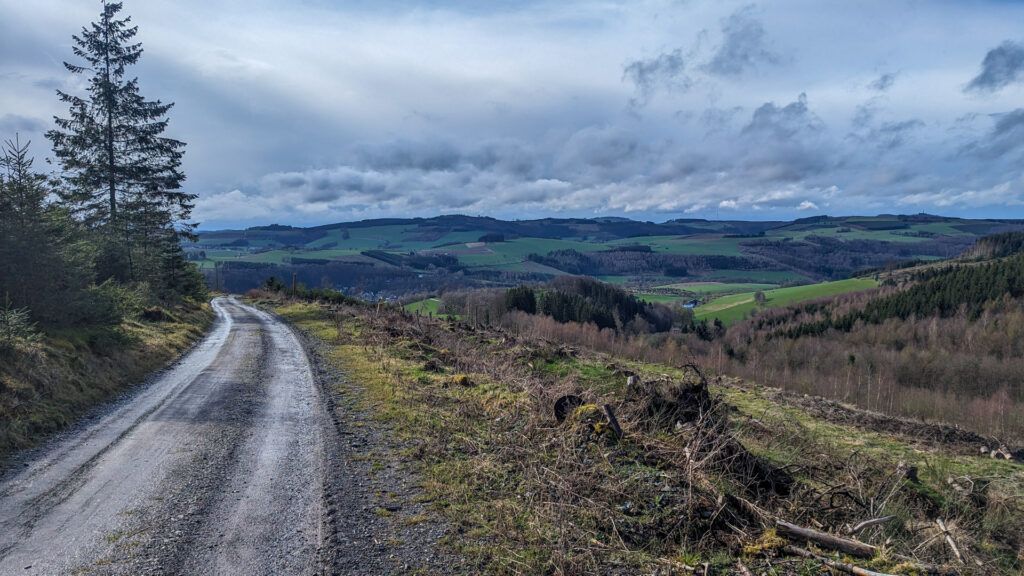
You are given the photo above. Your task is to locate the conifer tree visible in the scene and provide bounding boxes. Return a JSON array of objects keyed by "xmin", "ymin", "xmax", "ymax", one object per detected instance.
[
  {"xmin": 0, "ymin": 138, "xmax": 94, "ymax": 324},
  {"xmin": 47, "ymin": 1, "xmax": 194, "ymax": 285}
]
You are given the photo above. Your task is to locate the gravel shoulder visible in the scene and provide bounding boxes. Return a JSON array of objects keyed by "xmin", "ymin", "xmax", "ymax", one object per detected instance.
[{"xmin": 288, "ymin": 310, "xmax": 461, "ymax": 575}]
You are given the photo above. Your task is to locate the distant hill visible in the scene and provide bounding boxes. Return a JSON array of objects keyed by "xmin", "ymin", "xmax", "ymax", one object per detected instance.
[{"xmin": 191, "ymin": 214, "xmax": 1024, "ymax": 295}]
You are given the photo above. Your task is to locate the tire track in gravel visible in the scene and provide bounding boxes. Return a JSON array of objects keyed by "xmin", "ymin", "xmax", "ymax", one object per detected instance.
[{"xmin": 0, "ymin": 297, "xmax": 337, "ymax": 575}]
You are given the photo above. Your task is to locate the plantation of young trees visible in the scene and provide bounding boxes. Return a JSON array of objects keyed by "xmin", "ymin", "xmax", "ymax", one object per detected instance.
[
  {"xmin": 0, "ymin": 1, "xmax": 204, "ymax": 344},
  {"xmin": 716, "ymin": 253, "xmax": 1024, "ymax": 438}
]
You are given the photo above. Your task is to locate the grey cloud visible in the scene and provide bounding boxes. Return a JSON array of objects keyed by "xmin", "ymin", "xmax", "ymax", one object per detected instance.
[
  {"xmin": 966, "ymin": 41, "xmax": 1024, "ymax": 92},
  {"xmin": 356, "ymin": 140, "xmax": 463, "ymax": 172},
  {"xmin": 849, "ymin": 112, "xmax": 924, "ymax": 151},
  {"xmin": 32, "ymin": 77, "xmax": 65, "ymax": 91},
  {"xmin": 622, "ymin": 49, "xmax": 689, "ymax": 106},
  {"xmin": 558, "ymin": 126, "xmax": 641, "ymax": 172},
  {"xmin": 873, "ymin": 119, "xmax": 924, "ymax": 150},
  {"xmin": 852, "ymin": 102, "xmax": 879, "ymax": 129},
  {"xmin": 868, "ymin": 72, "xmax": 897, "ymax": 92},
  {"xmin": 964, "ymin": 108, "xmax": 1024, "ymax": 158},
  {"xmin": 738, "ymin": 94, "xmax": 831, "ymax": 183},
  {"xmin": 704, "ymin": 4, "xmax": 779, "ymax": 77},
  {"xmin": 701, "ymin": 106, "xmax": 743, "ymax": 135},
  {"xmin": 305, "ymin": 187, "xmax": 344, "ymax": 203},
  {"xmin": 276, "ymin": 174, "xmax": 308, "ymax": 188},
  {"xmin": 0, "ymin": 114, "xmax": 48, "ymax": 135},
  {"xmin": 742, "ymin": 93, "xmax": 821, "ymax": 140}
]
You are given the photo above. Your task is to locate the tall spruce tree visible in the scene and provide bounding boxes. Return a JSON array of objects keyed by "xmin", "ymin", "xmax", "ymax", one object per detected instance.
[{"xmin": 47, "ymin": 1, "xmax": 195, "ymax": 286}]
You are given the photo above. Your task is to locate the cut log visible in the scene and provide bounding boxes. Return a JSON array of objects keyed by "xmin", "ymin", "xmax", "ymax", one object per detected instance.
[{"xmin": 776, "ymin": 520, "xmax": 877, "ymax": 558}]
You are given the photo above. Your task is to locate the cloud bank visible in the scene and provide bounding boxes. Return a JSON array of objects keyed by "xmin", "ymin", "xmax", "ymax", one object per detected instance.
[{"xmin": 1, "ymin": 0, "xmax": 1023, "ymax": 227}]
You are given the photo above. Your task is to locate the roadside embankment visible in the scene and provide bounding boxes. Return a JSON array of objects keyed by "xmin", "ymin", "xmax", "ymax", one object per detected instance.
[{"xmin": 0, "ymin": 301, "xmax": 214, "ymax": 463}]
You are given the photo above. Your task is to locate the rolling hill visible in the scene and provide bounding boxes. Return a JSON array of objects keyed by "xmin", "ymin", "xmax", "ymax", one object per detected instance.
[{"xmin": 192, "ymin": 213, "xmax": 1022, "ymax": 299}]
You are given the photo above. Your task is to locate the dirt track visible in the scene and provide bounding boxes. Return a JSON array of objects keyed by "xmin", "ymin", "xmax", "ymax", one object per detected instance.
[{"xmin": 0, "ymin": 297, "xmax": 332, "ymax": 575}]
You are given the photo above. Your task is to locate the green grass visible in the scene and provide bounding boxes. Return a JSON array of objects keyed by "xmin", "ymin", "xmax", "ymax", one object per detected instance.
[
  {"xmin": 765, "ymin": 219, "xmax": 977, "ymax": 243},
  {"xmin": 607, "ymin": 235, "xmax": 747, "ymax": 256},
  {"xmin": 694, "ymin": 269, "xmax": 810, "ymax": 283},
  {"xmin": 456, "ymin": 238, "xmax": 606, "ymax": 267},
  {"xmin": 404, "ymin": 298, "xmax": 456, "ymax": 319},
  {"xmin": 695, "ymin": 277, "xmax": 878, "ymax": 325},
  {"xmin": 637, "ymin": 293, "xmax": 685, "ymax": 304},
  {"xmin": 269, "ymin": 298, "xmax": 1024, "ymax": 574},
  {"xmin": 655, "ymin": 281, "xmax": 779, "ymax": 295}
]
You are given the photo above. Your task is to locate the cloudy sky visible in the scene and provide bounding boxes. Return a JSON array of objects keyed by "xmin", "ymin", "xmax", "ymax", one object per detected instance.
[{"xmin": 2, "ymin": 0, "xmax": 1024, "ymax": 229}]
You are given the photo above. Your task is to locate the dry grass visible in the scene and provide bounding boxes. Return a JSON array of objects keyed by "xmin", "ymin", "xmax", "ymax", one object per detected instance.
[
  {"xmin": 271, "ymin": 297, "xmax": 1024, "ymax": 575},
  {"xmin": 0, "ymin": 301, "xmax": 213, "ymax": 462}
]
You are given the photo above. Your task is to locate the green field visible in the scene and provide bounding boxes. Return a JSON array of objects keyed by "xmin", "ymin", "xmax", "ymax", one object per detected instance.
[
  {"xmin": 606, "ymin": 235, "xmax": 747, "ymax": 256},
  {"xmin": 404, "ymin": 298, "xmax": 451, "ymax": 318},
  {"xmin": 455, "ymin": 238, "xmax": 606, "ymax": 267},
  {"xmin": 694, "ymin": 277, "xmax": 879, "ymax": 325},
  {"xmin": 637, "ymin": 293, "xmax": 685, "ymax": 304},
  {"xmin": 656, "ymin": 281, "xmax": 779, "ymax": 295},
  {"xmin": 692, "ymin": 269, "xmax": 810, "ymax": 283}
]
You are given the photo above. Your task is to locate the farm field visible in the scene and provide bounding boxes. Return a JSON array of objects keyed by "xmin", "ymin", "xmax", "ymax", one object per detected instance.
[
  {"xmin": 688, "ymin": 268, "xmax": 811, "ymax": 283},
  {"xmin": 605, "ymin": 234, "xmax": 748, "ymax": 255},
  {"xmin": 403, "ymin": 297, "xmax": 459, "ymax": 319},
  {"xmin": 636, "ymin": 293, "xmax": 685, "ymax": 304},
  {"xmin": 655, "ymin": 281, "xmax": 779, "ymax": 295},
  {"xmin": 694, "ymin": 277, "xmax": 879, "ymax": 325},
  {"xmin": 454, "ymin": 238, "xmax": 607, "ymax": 267}
]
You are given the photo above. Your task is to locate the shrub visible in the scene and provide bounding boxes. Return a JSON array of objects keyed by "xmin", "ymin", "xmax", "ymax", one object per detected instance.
[
  {"xmin": 141, "ymin": 306, "xmax": 178, "ymax": 323},
  {"xmin": 70, "ymin": 280, "xmax": 148, "ymax": 325},
  {"xmin": 0, "ymin": 296, "xmax": 40, "ymax": 351}
]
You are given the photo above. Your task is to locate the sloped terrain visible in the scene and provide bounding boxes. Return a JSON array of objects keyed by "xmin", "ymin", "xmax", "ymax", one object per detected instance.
[{"xmin": 268, "ymin": 293, "xmax": 1024, "ymax": 575}]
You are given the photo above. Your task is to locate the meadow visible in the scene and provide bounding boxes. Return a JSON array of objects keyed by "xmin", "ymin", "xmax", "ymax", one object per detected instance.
[{"xmin": 693, "ymin": 277, "xmax": 879, "ymax": 325}]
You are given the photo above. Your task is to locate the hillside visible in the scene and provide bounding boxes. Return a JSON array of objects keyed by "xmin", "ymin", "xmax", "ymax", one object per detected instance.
[
  {"xmin": 0, "ymin": 302, "xmax": 213, "ymax": 460},
  {"xmin": 192, "ymin": 214, "xmax": 1021, "ymax": 297},
  {"xmin": 261, "ymin": 291, "xmax": 1024, "ymax": 575}
]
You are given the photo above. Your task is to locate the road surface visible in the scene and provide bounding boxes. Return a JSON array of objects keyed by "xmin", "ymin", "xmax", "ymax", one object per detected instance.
[{"xmin": 0, "ymin": 297, "xmax": 332, "ymax": 575}]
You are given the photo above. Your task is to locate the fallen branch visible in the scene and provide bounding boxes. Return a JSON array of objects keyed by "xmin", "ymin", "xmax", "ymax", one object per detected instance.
[
  {"xmin": 776, "ymin": 520, "xmax": 877, "ymax": 558},
  {"xmin": 849, "ymin": 515, "xmax": 896, "ymax": 535},
  {"xmin": 935, "ymin": 519, "xmax": 964, "ymax": 564},
  {"xmin": 784, "ymin": 546, "xmax": 894, "ymax": 576}
]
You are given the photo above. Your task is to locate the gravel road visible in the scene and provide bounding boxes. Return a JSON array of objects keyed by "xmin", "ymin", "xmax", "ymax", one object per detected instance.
[{"xmin": 0, "ymin": 297, "xmax": 334, "ymax": 575}]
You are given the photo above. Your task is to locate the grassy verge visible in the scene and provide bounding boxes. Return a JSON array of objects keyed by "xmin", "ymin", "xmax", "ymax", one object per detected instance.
[
  {"xmin": 272, "ymin": 298, "xmax": 1023, "ymax": 574},
  {"xmin": 0, "ymin": 301, "xmax": 214, "ymax": 462}
]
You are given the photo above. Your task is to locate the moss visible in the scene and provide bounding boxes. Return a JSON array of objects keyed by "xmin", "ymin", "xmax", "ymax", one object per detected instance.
[
  {"xmin": 742, "ymin": 528, "xmax": 787, "ymax": 556},
  {"xmin": 571, "ymin": 403, "xmax": 602, "ymax": 422}
]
